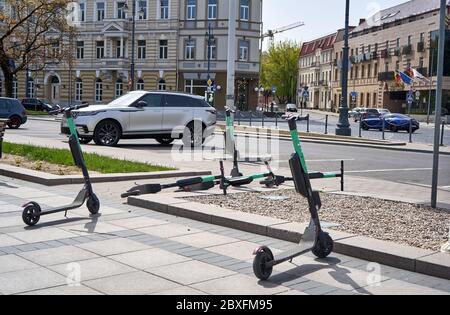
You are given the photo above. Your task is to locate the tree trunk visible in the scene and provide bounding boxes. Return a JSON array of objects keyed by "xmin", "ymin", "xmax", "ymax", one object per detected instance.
[{"xmin": 0, "ymin": 66, "xmax": 14, "ymax": 98}]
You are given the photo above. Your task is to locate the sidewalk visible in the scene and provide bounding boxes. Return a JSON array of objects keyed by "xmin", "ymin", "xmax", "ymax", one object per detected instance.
[{"xmin": 1, "ymin": 175, "xmax": 450, "ymax": 295}]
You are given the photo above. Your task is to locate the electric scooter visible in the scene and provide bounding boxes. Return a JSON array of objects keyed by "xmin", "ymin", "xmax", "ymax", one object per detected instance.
[
  {"xmin": 21, "ymin": 104, "xmax": 100, "ymax": 227},
  {"xmin": 252, "ymin": 115, "xmax": 334, "ymax": 281}
]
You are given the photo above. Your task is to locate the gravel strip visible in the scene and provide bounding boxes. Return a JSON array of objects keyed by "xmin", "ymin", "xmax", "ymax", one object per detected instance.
[{"xmin": 185, "ymin": 190, "xmax": 450, "ymax": 251}]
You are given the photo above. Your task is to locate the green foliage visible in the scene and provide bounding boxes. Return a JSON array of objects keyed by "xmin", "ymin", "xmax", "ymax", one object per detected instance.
[
  {"xmin": 2, "ymin": 142, "xmax": 175, "ymax": 174},
  {"xmin": 261, "ymin": 41, "xmax": 301, "ymax": 104}
]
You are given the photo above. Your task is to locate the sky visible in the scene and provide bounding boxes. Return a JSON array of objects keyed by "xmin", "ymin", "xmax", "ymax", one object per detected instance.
[{"xmin": 262, "ymin": 0, "xmax": 409, "ymax": 49}]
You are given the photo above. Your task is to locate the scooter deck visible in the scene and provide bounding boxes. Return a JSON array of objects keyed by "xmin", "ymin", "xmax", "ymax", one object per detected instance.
[{"xmin": 38, "ymin": 200, "xmax": 86, "ymax": 216}]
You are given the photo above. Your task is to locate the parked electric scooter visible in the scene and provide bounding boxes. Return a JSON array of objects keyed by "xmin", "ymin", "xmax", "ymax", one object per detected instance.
[
  {"xmin": 252, "ymin": 115, "xmax": 334, "ymax": 281},
  {"xmin": 21, "ymin": 104, "xmax": 100, "ymax": 227}
]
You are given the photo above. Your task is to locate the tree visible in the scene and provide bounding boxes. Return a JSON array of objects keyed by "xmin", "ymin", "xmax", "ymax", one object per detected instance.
[
  {"xmin": 0, "ymin": 0, "xmax": 77, "ymax": 97},
  {"xmin": 261, "ymin": 41, "xmax": 301, "ymax": 104}
]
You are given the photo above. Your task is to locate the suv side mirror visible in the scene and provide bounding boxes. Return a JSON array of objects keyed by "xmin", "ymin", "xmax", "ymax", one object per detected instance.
[{"xmin": 135, "ymin": 101, "xmax": 147, "ymax": 108}]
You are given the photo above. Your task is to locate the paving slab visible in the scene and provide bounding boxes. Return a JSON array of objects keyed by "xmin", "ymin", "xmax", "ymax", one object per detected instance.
[
  {"xmin": 356, "ymin": 278, "xmax": 450, "ymax": 295},
  {"xmin": 107, "ymin": 216, "xmax": 169, "ymax": 229},
  {"xmin": 151, "ymin": 286, "xmax": 206, "ymax": 295},
  {"xmin": 0, "ymin": 267, "xmax": 67, "ymax": 295},
  {"xmin": 169, "ymin": 232, "xmax": 241, "ymax": 249},
  {"xmin": 208, "ymin": 241, "xmax": 273, "ymax": 261},
  {"xmin": 110, "ymin": 248, "xmax": 191, "ymax": 270},
  {"xmin": 9, "ymin": 228, "xmax": 79, "ymax": 244},
  {"xmin": 128, "ymin": 195, "xmax": 189, "ymax": 213},
  {"xmin": 20, "ymin": 285, "xmax": 103, "ymax": 295},
  {"xmin": 17, "ymin": 246, "xmax": 99, "ymax": 266},
  {"xmin": 60, "ymin": 222, "xmax": 126, "ymax": 236},
  {"xmin": 84, "ymin": 271, "xmax": 180, "ymax": 295},
  {"xmin": 0, "ymin": 234, "xmax": 24, "ymax": 247},
  {"xmin": 0, "ymin": 254, "xmax": 40, "ymax": 274},
  {"xmin": 415, "ymin": 252, "xmax": 450, "ymax": 280},
  {"xmin": 150, "ymin": 260, "xmax": 236, "ymax": 285},
  {"xmin": 192, "ymin": 274, "xmax": 289, "ymax": 295},
  {"xmin": 137, "ymin": 223, "xmax": 202, "ymax": 238},
  {"xmin": 49, "ymin": 257, "xmax": 136, "ymax": 282},
  {"xmin": 76, "ymin": 238, "xmax": 150, "ymax": 257}
]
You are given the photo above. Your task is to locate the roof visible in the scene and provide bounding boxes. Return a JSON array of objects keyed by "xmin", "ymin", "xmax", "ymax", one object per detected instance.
[
  {"xmin": 300, "ymin": 32, "xmax": 337, "ymax": 57},
  {"xmin": 352, "ymin": 0, "xmax": 450, "ymax": 33}
]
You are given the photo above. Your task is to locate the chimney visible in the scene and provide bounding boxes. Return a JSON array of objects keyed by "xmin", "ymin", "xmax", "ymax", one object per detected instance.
[{"xmin": 359, "ymin": 18, "xmax": 366, "ymax": 25}]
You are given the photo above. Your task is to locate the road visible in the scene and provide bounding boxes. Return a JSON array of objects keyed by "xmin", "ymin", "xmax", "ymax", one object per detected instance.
[
  {"xmin": 6, "ymin": 118, "xmax": 450, "ymax": 189},
  {"xmin": 217, "ymin": 111, "xmax": 450, "ymax": 146}
]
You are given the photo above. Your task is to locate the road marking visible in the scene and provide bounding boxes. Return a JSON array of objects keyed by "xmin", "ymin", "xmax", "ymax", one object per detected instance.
[{"xmin": 346, "ymin": 168, "xmax": 433, "ymax": 174}]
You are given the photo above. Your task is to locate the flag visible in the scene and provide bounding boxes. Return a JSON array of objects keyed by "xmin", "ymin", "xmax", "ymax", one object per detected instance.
[
  {"xmin": 396, "ymin": 70, "xmax": 413, "ymax": 85},
  {"xmin": 394, "ymin": 70, "xmax": 403, "ymax": 85},
  {"xmin": 409, "ymin": 67, "xmax": 430, "ymax": 84}
]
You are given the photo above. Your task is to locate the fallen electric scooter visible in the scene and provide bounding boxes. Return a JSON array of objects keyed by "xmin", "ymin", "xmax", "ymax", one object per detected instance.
[
  {"xmin": 252, "ymin": 115, "xmax": 334, "ymax": 281},
  {"xmin": 21, "ymin": 104, "xmax": 100, "ymax": 227}
]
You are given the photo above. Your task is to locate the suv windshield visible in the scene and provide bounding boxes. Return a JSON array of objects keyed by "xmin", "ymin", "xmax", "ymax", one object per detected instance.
[{"xmin": 108, "ymin": 93, "xmax": 145, "ymax": 107}]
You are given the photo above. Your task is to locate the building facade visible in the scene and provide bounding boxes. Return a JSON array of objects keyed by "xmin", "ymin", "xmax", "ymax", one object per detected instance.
[
  {"xmin": 0, "ymin": 0, "xmax": 262, "ymax": 110},
  {"xmin": 332, "ymin": 0, "xmax": 450, "ymax": 114}
]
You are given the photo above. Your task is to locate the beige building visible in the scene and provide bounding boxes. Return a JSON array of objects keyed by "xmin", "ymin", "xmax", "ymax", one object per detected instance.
[
  {"xmin": 332, "ymin": 0, "xmax": 450, "ymax": 114},
  {"xmin": 0, "ymin": 0, "xmax": 262, "ymax": 110}
]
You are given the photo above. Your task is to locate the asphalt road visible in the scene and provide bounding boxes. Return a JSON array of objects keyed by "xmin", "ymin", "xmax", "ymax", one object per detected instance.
[{"xmin": 6, "ymin": 118, "xmax": 450, "ymax": 189}]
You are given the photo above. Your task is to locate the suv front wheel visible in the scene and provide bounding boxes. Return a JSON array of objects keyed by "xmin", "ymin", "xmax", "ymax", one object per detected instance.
[
  {"xmin": 183, "ymin": 122, "xmax": 205, "ymax": 148},
  {"xmin": 93, "ymin": 120, "xmax": 122, "ymax": 147}
]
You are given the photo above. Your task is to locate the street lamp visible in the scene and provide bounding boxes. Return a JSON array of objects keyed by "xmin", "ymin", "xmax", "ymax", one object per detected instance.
[
  {"xmin": 335, "ymin": 0, "xmax": 352, "ymax": 136},
  {"xmin": 124, "ymin": 2, "xmax": 145, "ymax": 91},
  {"xmin": 205, "ymin": 23, "xmax": 215, "ymax": 105}
]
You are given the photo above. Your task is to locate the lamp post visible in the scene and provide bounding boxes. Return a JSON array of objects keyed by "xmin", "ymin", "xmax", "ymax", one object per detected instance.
[
  {"xmin": 124, "ymin": 2, "xmax": 144, "ymax": 91},
  {"xmin": 206, "ymin": 23, "xmax": 214, "ymax": 83},
  {"xmin": 336, "ymin": 0, "xmax": 352, "ymax": 136}
]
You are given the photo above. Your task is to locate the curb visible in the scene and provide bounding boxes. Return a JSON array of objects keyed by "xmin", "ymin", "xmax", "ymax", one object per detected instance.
[
  {"xmin": 127, "ymin": 194, "xmax": 450, "ymax": 281},
  {"xmin": 0, "ymin": 164, "xmax": 211, "ymax": 186}
]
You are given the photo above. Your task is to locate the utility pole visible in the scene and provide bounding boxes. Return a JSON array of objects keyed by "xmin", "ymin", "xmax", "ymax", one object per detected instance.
[
  {"xmin": 427, "ymin": 49, "xmax": 434, "ymax": 125},
  {"xmin": 336, "ymin": 0, "xmax": 352, "ymax": 136},
  {"xmin": 431, "ymin": 0, "xmax": 446, "ymax": 209},
  {"xmin": 226, "ymin": 0, "xmax": 237, "ymax": 110},
  {"xmin": 130, "ymin": 1, "xmax": 137, "ymax": 91}
]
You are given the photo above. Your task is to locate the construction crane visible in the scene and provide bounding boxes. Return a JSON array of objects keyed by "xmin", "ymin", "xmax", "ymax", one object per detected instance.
[{"xmin": 262, "ymin": 21, "xmax": 305, "ymax": 46}]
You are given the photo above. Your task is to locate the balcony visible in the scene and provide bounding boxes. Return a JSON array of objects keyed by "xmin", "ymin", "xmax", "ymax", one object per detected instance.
[
  {"xmin": 393, "ymin": 48, "xmax": 401, "ymax": 57},
  {"xmin": 417, "ymin": 42, "xmax": 425, "ymax": 53},
  {"xmin": 378, "ymin": 71, "xmax": 396, "ymax": 82},
  {"xmin": 402, "ymin": 44, "xmax": 413, "ymax": 55},
  {"xmin": 100, "ymin": 58, "xmax": 130, "ymax": 70},
  {"xmin": 380, "ymin": 49, "xmax": 389, "ymax": 59}
]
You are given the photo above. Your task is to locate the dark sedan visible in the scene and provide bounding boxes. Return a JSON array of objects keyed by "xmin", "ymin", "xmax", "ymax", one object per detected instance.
[
  {"xmin": 361, "ymin": 114, "xmax": 420, "ymax": 133},
  {"xmin": 22, "ymin": 98, "xmax": 54, "ymax": 112}
]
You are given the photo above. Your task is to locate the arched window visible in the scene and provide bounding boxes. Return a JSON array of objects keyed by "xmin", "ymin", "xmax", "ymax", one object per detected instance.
[
  {"xmin": 158, "ymin": 79, "xmax": 166, "ymax": 91},
  {"xmin": 75, "ymin": 78, "xmax": 83, "ymax": 102},
  {"xmin": 51, "ymin": 76, "xmax": 60, "ymax": 84},
  {"xmin": 115, "ymin": 79, "xmax": 123, "ymax": 98},
  {"xmin": 95, "ymin": 79, "xmax": 103, "ymax": 102},
  {"xmin": 137, "ymin": 79, "xmax": 145, "ymax": 91}
]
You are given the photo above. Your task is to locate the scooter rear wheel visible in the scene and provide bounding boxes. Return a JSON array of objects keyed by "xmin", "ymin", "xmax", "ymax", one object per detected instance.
[
  {"xmin": 22, "ymin": 204, "xmax": 41, "ymax": 227},
  {"xmin": 312, "ymin": 232, "xmax": 334, "ymax": 259},
  {"xmin": 253, "ymin": 248, "xmax": 274, "ymax": 281},
  {"xmin": 87, "ymin": 194, "xmax": 100, "ymax": 215}
]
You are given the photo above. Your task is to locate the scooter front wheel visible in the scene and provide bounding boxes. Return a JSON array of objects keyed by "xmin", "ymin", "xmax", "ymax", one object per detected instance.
[
  {"xmin": 22, "ymin": 204, "xmax": 41, "ymax": 227},
  {"xmin": 87, "ymin": 194, "xmax": 100, "ymax": 215},
  {"xmin": 312, "ymin": 231, "xmax": 334, "ymax": 259},
  {"xmin": 253, "ymin": 248, "xmax": 274, "ymax": 281}
]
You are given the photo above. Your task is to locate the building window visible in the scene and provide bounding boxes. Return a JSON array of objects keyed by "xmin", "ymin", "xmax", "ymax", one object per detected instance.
[
  {"xmin": 51, "ymin": 41, "xmax": 60, "ymax": 59},
  {"xmin": 207, "ymin": 38, "xmax": 216, "ymax": 60},
  {"xmin": 117, "ymin": 1, "xmax": 127, "ymax": 19},
  {"xmin": 96, "ymin": 2, "xmax": 105, "ymax": 21},
  {"xmin": 115, "ymin": 79, "xmax": 123, "ymax": 98},
  {"xmin": 187, "ymin": 0, "xmax": 196, "ymax": 20},
  {"xmin": 208, "ymin": 0, "xmax": 217, "ymax": 20},
  {"xmin": 373, "ymin": 93, "xmax": 377, "ymax": 107},
  {"xmin": 419, "ymin": 57, "xmax": 424, "ymax": 69},
  {"xmin": 158, "ymin": 79, "xmax": 166, "ymax": 91},
  {"xmin": 396, "ymin": 38, "xmax": 400, "ymax": 48},
  {"xmin": 75, "ymin": 79, "xmax": 83, "ymax": 102},
  {"xmin": 96, "ymin": 41, "xmax": 105, "ymax": 59},
  {"xmin": 185, "ymin": 39, "xmax": 195, "ymax": 60},
  {"xmin": 420, "ymin": 32, "xmax": 425, "ymax": 43},
  {"xmin": 95, "ymin": 79, "xmax": 103, "ymax": 102},
  {"xmin": 159, "ymin": 40, "xmax": 168, "ymax": 59},
  {"xmin": 79, "ymin": 2, "xmax": 86, "ymax": 22},
  {"xmin": 185, "ymin": 79, "xmax": 207, "ymax": 95},
  {"xmin": 407, "ymin": 35, "xmax": 412, "ymax": 46},
  {"xmin": 138, "ymin": 40, "xmax": 146, "ymax": 59},
  {"xmin": 76, "ymin": 41, "xmax": 84, "ymax": 59},
  {"xmin": 138, "ymin": 0, "xmax": 148, "ymax": 19},
  {"xmin": 395, "ymin": 61, "xmax": 399, "ymax": 71},
  {"xmin": 239, "ymin": 40, "xmax": 249, "ymax": 61},
  {"xmin": 240, "ymin": 0, "xmax": 249, "ymax": 21},
  {"xmin": 12, "ymin": 77, "xmax": 18, "ymax": 99},
  {"xmin": 27, "ymin": 78, "xmax": 35, "ymax": 98},
  {"xmin": 137, "ymin": 79, "xmax": 145, "ymax": 90},
  {"xmin": 160, "ymin": 0, "xmax": 169, "ymax": 19}
]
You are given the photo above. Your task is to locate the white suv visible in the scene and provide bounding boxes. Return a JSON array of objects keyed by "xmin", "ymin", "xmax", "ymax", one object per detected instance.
[{"xmin": 61, "ymin": 91, "xmax": 217, "ymax": 147}]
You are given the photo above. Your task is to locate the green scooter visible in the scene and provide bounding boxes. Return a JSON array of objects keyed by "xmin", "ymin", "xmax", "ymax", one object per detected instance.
[{"xmin": 22, "ymin": 104, "xmax": 100, "ymax": 226}]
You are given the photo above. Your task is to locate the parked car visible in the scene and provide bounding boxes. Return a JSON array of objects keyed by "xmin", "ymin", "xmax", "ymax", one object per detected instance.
[
  {"xmin": 286, "ymin": 104, "xmax": 298, "ymax": 113},
  {"xmin": 349, "ymin": 107, "xmax": 365, "ymax": 119},
  {"xmin": 361, "ymin": 114, "xmax": 420, "ymax": 133},
  {"xmin": 357, "ymin": 108, "xmax": 381, "ymax": 122},
  {"xmin": 60, "ymin": 91, "xmax": 217, "ymax": 147},
  {"xmin": 21, "ymin": 98, "xmax": 54, "ymax": 112},
  {"xmin": 377, "ymin": 108, "xmax": 391, "ymax": 116},
  {"xmin": 0, "ymin": 97, "xmax": 28, "ymax": 129}
]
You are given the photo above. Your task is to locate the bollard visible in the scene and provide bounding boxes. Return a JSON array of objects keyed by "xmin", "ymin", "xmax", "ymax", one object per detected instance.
[
  {"xmin": 441, "ymin": 121, "xmax": 445, "ymax": 147},
  {"xmin": 409, "ymin": 119, "xmax": 413, "ymax": 143},
  {"xmin": 262, "ymin": 112, "xmax": 265, "ymax": 128},
  {"xmin": 307, "ymin": 114, "xmax": 310, "ymax": 133},
  {"xmin": 325, "ymin": 115, "xmax": 329, "ymax": 135},
  {"xmin": 382, "ymin": 119, "xmax": 385, "ymax": 140},
  {"xmin": 275, "ymin": 114, "xmax": 278, "ymax": 129},
  {"xmin": 249, "ymin": 112, "xmax": 252, "ymax": 127},
  {"xmin": 341, "ymin": 160, "xmax": 345, "ymax": 192},
  {"xmin": 238, "ymin": 111, "xmax": 241, "ymax": 126},
  {"xmin": 359, "ymin": 120, "xmax": 362, "ymax": 138}
]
